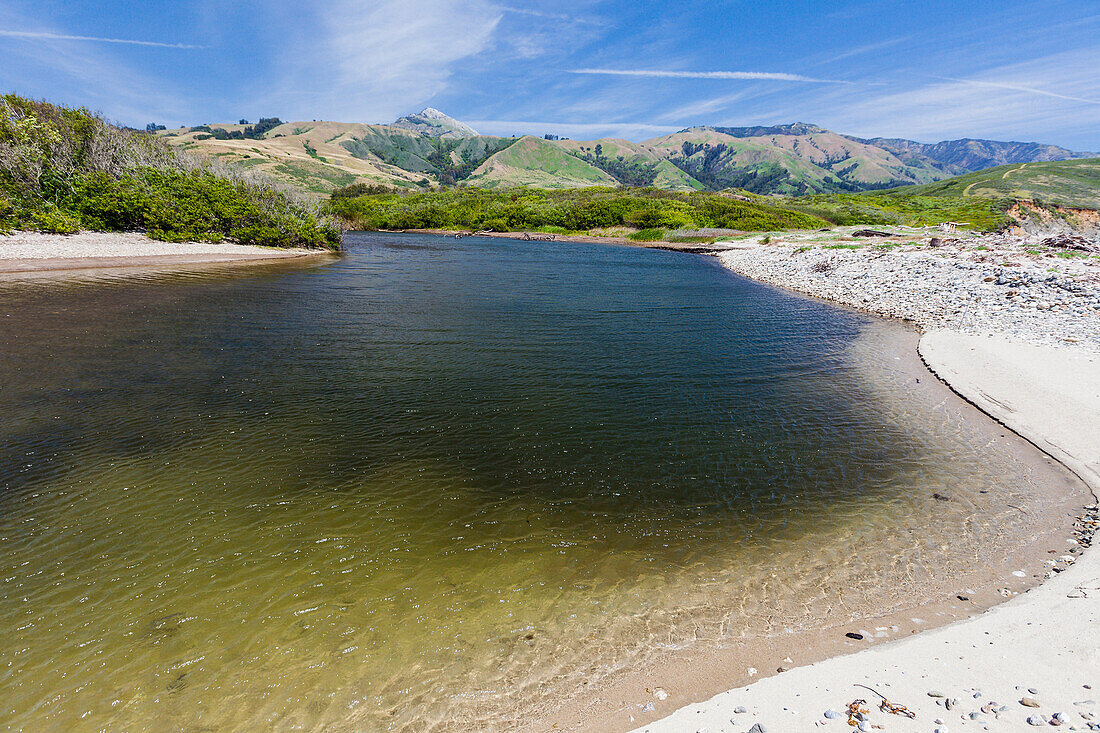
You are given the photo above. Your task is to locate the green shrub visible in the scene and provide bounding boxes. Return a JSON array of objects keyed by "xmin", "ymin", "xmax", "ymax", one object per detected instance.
[
  {"xmin": 0, "ymin": 95, "xmax": 340, "ymax": 249},
  {"xmin": 628, "ymin": 228, "xmax": 664, "ymax": 241},
  {"xmin": 30, "ymin": 204, "xmax": 80, "ymax": 234}
]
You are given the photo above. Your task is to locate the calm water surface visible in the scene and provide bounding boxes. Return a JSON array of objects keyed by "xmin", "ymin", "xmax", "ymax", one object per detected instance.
[{"xmin": 0, "ymin": 233, "xmax": 1057, "ymax": 731}]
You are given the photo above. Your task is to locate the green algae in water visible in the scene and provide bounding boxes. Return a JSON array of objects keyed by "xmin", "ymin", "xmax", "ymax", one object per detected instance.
[{"xmin": 0, "ymin": 233, "xmax": 1072, "ymax": 731}]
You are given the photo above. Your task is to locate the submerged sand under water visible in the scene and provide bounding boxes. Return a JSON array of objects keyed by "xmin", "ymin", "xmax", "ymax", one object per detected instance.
[{"xmin": 0, "ymin": 233, "xmax": 1083, "ymax": 732}]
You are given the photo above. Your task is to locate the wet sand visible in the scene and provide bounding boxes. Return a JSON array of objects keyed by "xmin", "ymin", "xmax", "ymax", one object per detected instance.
[
  {"xmin": 629, "ymin": 332, "xmax": 1098, "ymax": 732},
  {"xmin": 524, "ymin": 323, "xmax": 1091, "ymax": 733}
]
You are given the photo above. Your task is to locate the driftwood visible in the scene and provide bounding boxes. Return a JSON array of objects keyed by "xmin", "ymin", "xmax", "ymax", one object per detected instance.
[{"xmin": 1038, "ymin": 233, "xmax": 1099, "ymax": 253}]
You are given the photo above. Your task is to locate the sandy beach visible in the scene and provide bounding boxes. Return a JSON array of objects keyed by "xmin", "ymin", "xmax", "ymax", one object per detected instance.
[
  {"xmin": 0, "ymin": 231, "xmax": 332, "ymax": 274},
  {"xmin": 626, "ymin": 234, "xmax": 1099, "ymax": 732}
]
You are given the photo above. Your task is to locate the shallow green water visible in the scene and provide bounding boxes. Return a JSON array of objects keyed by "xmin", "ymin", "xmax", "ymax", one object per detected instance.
[{"xmin": 0, "ymin": 234, "xmax": 1059, "ymax": 731}]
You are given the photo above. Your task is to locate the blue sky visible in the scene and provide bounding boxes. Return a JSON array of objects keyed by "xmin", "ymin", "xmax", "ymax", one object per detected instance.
[{"xmin": 1, "ymin": 0, "xmax": 1098, "ymax": 149}]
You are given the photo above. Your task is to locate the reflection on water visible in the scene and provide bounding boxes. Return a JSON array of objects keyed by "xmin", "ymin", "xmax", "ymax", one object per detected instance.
[{"xmin": 0, "ymin": 233, "xmax": 1066, "ymax": 731}]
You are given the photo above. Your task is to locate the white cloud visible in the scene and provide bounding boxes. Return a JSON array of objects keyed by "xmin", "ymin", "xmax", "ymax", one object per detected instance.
[
  {"xmin": 570, "ymin": 68, "xmax": 847, "ymax": 83},
  {"xmin": 0, "ymin": 29, "xmax": 202, "ymax": 48},
  {"xmin": 289, "ymin": 0, "xmax": 502, "ymax": 121}
]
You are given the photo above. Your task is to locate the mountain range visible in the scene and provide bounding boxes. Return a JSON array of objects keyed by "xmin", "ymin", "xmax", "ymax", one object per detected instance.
[{"xmin": 160, "ymin": 108, "xmax": 1096, "ymax": 197}]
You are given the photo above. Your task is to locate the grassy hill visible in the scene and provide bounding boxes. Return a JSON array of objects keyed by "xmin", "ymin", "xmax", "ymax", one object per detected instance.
[
  {"xmin": 160, "ymin": 110, "xmax": 1096, "ymax": 200},
  {"xmin": 857, "ymin": 137, "xmax": 1095, "ymax": 171},
  {"xmin": 897, "ymin": 158, "xmax": 1100, "ymax": 209},
  {"xmin": 1, "ymin": 96, "xmax": 339, "ymax": 247},
  {"xmin": 646, "ymin": 125, "xmax": 952, "ymax": 194},
  {"xmin": 464, "ymin": 136, "xmax": 618, "ymax": 188}
]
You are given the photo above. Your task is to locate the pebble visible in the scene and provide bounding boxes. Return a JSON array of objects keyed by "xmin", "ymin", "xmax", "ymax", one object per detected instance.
[
  {"xmin": 1021, "ymin": 697, "xmax": 1042, "ymax": 707},
  {"xmin": 928, "ymin": 690, "xmax": 946, "ymax": 697},
  {"xmin": 823, "ymin": 709, "xmax": 841, "ymax": 719},
  {"xmin": 720, "ymin": 231, "xmax": 1100, "ymax": 352},
  {"xmin": 1027, "ymin": 714, "xmax": 1045, "ymax": 726},
  {"xmin": 734, "ymin": 706, "xmax": 747, "ymax": 714},
  {"xmin": 748, "ymin": 724, "xmax": 766, "ymax": 733}
]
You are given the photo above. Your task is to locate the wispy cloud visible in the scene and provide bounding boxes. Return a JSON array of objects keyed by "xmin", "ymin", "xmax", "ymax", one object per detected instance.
[
  {"xmin": 281, "ymin": 0, "xmax": 502, "ymax": 121},
  {"xmin": 0, "ymin": 29, "xmax": 202, "ymax": 49},
  {"xmin": 491, "ymin": 4, "xmax": 604, "ymax": 25},
  {"xmin": 0, "ymin": 5, "xmax": 191, "ymax": 124},
  {"xmin": 469, "ymin": 119, "xmax": 677, "ymax": 139},
  {"xmin": 569, "ymin": 68, "xmax": 847, "ymax": 83},
  {"xmin": 813, "ymin": 48, "xmax": 1100, "ymax": 144},
  {"xmin": 811, "ymin": 37, "xmax": 908, "ymax": 66},
  {"xmin": 933, "ymin": 76, "xmax": 1100, "ymax": 105},
  {"xmin": 656, "ymin": 92, "xmax": 753, "ymax": 122}
]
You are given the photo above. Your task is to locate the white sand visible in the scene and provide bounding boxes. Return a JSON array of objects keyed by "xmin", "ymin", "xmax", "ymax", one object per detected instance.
[
  {"xmin": 0, "ymin": 231, "xmax": 322, "ymax": 272},
  {"xmin": 631, "ymin": 332, "xmax": 1099, "ymax": 733}
]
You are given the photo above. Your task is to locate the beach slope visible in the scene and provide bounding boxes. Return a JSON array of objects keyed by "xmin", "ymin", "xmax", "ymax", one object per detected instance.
[
  {"xmin": 632, "ymin": 331, "xmax": 1099, "ymax": 733},
  {"xmin": 0, "ymin": 232, "xmax": 329, "ymax": 274}
]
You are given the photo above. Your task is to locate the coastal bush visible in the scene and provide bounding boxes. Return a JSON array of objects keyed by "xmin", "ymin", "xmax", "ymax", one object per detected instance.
[
  {"xmin": 0, "ymin": 95, "xmax": 340, "ymax": 248},
  {"xmin": 328, "ymin": 186, "xmax": 834, "ymax": 234}
]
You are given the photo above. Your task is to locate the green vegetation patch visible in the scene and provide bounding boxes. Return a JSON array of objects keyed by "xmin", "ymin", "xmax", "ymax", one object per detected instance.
[
  {"xmin": 328, "ymin": 186, "xmax": 831, "ymax": 233},
  {"xmin": 628, "ymin": 228, "xmax": 664, "ymax": 242},
  {"xmin": 773, "ymin": 191, "xmax": 1013, "ymax": 231},
  {"xmin": 0, "ymin": 95, "xmax": 339, "ymax": 248}
]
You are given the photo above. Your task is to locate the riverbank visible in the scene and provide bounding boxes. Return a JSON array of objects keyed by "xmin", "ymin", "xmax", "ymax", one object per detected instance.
[
  {"xmin": 628, "ymin": 331, "xmax": 1098, "ymax": 733},
  {"xmin": 618, "ymin": 235, "xmax": 1099, "ymax": 732},
  {"xmin": 0, "ymin": 231, "xmax": 332, "ymax": 274}
]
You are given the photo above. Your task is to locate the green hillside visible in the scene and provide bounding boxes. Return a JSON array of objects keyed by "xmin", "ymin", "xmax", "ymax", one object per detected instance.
[
  {"xmin": 160, "ymin": 110, "xmax": 1096, "ymax": 199},
  {"xmin": 646, "ymin": 126, "xmax": 951, "ymax": 195},
  {"xmin": 464, "ymin": 136, "xmax": 618, "ymax": 188},
  {"xmin": 555, "ymin": 138, "xmax": 705, "ymax": 190},
  {"xmin": 898, "ymin": 158, "xmax": 1100, "ymax": 208}
]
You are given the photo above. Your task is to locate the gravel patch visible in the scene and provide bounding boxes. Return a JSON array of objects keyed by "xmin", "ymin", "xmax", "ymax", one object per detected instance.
[{"xmin": 717, "ymin": 227, "xmax": 1100, "ymax": 352}]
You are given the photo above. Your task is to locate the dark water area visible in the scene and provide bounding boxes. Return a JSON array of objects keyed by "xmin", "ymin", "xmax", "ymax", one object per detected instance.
[{"xmin": 0, "ymin": 233, "xmax": 1060, "ymax": 731}]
